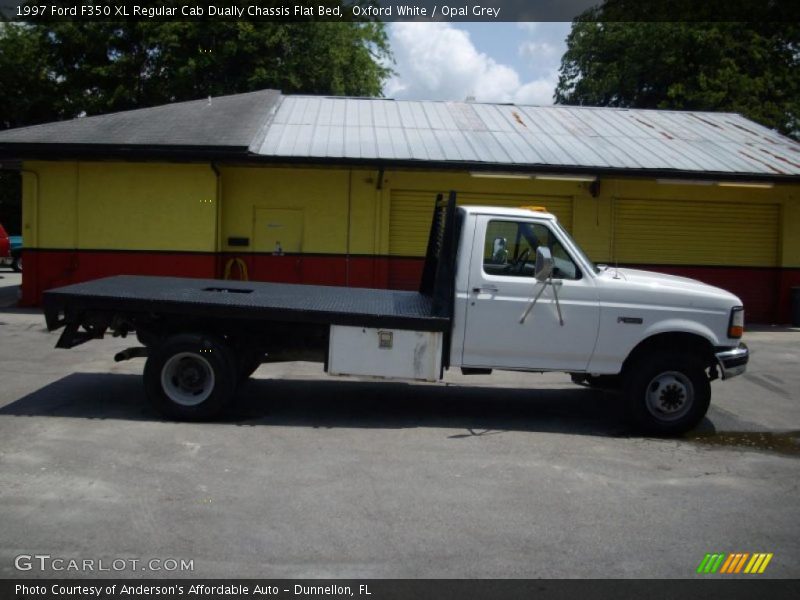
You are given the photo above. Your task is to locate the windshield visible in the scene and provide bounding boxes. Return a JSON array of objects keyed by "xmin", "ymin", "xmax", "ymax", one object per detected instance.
[{"xmin": 553, "ymin": 221, "xmax": 599, "ymax": 274}]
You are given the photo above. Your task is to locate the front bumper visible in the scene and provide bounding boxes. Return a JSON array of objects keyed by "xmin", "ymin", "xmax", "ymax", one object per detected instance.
[{"xmin": 715, "ymin": 343, "xmax": 749, "ymax": 380}]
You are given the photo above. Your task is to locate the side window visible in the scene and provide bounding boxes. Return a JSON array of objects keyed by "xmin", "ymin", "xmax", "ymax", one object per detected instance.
[{"xmin": 482, "ymin": 220, "xmax": 581, "ymax": 280}]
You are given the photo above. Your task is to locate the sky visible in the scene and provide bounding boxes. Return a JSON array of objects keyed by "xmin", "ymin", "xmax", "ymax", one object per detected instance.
[{"xmin": 383, "ymin": 22, "xmax": 573, "ymax": 105}]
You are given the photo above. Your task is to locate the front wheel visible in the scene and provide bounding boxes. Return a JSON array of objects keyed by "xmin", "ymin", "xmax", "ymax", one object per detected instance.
[
  {"xmin": 144, "ymin": 333, "xmax": 237, "ymax": 421},
  {"xmin": 623, "ymin": 353, "xmax": 710, "ymax": 436},
  {"xmin": 11, "ymin": 255, "xmax": 21, "ymax": 272}
]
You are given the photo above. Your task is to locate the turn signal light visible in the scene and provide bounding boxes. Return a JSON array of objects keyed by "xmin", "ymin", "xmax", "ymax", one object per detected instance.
[{"xmin": 728, "ymin": 307, "xmax": 745, "ymax": 339}]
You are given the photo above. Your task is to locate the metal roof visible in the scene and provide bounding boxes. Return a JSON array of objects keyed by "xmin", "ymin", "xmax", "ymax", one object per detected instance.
[
  {"xmin": 254, "ymin": 96, "xmax": 800, "ymax": 179},
  {"xmin": 1, "ymin": 90, "xmax": 798, "ymax": 180},
  {"xmin": 0, "ymin": 89, "xmax": 280, "ymax": 149}
]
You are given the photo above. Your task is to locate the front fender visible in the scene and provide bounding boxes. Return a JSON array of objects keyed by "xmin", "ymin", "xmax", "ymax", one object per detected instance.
[
  {"xmin": 587, "ymin": 308, "xmax": 727, "ymax": 374},
  {"xmin": 640, "ymin": 318, "xmax": 722, "ymax": 347}
]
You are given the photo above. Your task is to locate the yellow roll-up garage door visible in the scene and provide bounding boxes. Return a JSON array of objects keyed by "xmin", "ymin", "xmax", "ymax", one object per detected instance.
[
  {"xmin": 389, "ymin": 190, "xmax": 574, "ymax": 258},
  {"xmin": 388, "ymin": 190, "xmax": 574, "ymax": 289},
  {"xmin": 612, "ymin": 198, "xmax": 779, "ymax": 266}
]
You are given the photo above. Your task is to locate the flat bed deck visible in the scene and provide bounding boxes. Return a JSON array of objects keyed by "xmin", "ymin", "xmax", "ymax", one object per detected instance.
[{"xmin": 44, "ymin": 275, "xmax": 449, "ymax": 332}]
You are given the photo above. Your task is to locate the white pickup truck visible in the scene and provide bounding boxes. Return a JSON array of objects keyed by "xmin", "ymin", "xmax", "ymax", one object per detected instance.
[{"xmin": 43, "ymin": 192, "xmax": 748, "ymax": 435}]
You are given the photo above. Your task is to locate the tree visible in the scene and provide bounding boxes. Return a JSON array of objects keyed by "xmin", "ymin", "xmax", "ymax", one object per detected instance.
[
  {"xmin": 0, "ymin": 19, "xmax": 392, "ymax": 128},
  {"xmin": 0, "ymin": 23, "xmax": 59, "ymax": 130},
  {"xmin": 555, "ymin": 16, "xmax": 799, "ymax": 138}
]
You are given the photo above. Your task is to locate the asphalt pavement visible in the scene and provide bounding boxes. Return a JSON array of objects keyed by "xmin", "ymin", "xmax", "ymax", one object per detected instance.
[
  {"xmin": 0, "ymin": 271, "xmax": 20, "ymax": 308},
  {"xmin": 0, "ymin": 273, "xmax": 798, "ymax": 578}
]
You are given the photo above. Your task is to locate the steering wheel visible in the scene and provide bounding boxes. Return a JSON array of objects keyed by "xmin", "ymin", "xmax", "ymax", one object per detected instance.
[{"xmin": 511, "ymin": 247, "xmax": 531, "ymax": 274}]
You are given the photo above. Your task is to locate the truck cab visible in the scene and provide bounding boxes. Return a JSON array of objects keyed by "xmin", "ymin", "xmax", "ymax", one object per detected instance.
[{"xmin": 451, "ymin": 204, "xmax": 747, "ymax": 434}]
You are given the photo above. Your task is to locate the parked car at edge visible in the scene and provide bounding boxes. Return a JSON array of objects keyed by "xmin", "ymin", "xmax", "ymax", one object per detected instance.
[
  {"xmin": 0, "ymin": 225, "xmax": 21, "ymax": 272},
  {"xmin": 0, "ymin": 224, "xmax": 11, "ymax": 270},
  {"xmin": 9, "ymin": 234, "xmax": 22, "ymax": 272}
]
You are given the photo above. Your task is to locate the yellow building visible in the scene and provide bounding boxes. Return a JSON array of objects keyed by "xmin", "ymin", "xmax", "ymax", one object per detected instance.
[{"xmin": 0, "ymin": 90, "xmax": 798, "ymax": 322}]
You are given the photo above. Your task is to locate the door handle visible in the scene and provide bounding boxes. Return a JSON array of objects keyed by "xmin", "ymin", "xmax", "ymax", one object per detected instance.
[{"xmin": 472, "ymin": 285, "xmax": 499, "ymax": 293}]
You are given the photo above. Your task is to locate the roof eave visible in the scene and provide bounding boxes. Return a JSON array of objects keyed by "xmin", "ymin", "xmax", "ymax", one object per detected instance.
[
  {"xmin": 242, "ymin": 154, "xmax": 800, "ymax": 184},
  {"xmin": 1, "ymin": 145, "xmax": 797, "ymax": 184},
  {"xmin": 0, "ymin": 143, "xmax": 251, "ymax": 163}
]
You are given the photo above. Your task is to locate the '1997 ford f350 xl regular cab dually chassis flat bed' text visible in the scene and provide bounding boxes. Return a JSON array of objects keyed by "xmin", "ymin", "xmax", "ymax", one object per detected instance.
[{"xmin": 43, "ymin": 192, "xmax": 748, "ymax": 435}]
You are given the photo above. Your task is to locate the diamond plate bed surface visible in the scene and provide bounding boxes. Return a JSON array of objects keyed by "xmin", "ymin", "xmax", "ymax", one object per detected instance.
[{"xmin": 45, "ymin": 275, "xmax": 446, "ymax": 330}]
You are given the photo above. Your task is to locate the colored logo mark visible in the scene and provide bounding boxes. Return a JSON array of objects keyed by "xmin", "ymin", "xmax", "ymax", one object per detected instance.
[{"xmin": 696, "ymin": 553, "xmax": 773, "ymax": 574}]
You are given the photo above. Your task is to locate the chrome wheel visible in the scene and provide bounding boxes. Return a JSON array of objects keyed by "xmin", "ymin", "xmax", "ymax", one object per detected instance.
[
  {"xmin": 644, "ymin": 370, "xmax": 694, "ymax": 422},
  {"xmin": 160, "ymin": 352, "xmax": 215, "ymax": 406}
]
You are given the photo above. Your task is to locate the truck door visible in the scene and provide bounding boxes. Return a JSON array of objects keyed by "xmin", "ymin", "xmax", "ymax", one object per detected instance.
[{"xmin": 461, "ymin": 216, "xmax": 600, "ymax": 371}]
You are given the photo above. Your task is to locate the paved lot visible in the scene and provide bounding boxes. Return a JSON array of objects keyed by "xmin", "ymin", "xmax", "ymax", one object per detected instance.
[
  {"xmin": 0, "ymin": 273, "xmax": 798, "ymax": 578},
  {"xmin": 0, "ymin": 271, "xmax": 20, "ymax": 308}
]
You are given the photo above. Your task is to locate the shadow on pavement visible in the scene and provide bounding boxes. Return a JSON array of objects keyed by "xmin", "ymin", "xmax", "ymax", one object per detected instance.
[
  {"xmin": 0, "ymin": 372, "xmax": 634, "ymax": 437},
  {"xmin": 0, "ymin": 288, "xmax": 20, "ymax": 309}
]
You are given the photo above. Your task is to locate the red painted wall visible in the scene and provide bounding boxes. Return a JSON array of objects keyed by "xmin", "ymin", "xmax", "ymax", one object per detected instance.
[
  {"xmin": 18, "ymin": 249, "xmax": 798, "ymax": 324},
  {"xmin": 20, "ymin": 250, "xmax": 216, "ymax": 308},
  {"xmin": 629, "ymin": 264, "xmax": 782, "ymax": 325}
]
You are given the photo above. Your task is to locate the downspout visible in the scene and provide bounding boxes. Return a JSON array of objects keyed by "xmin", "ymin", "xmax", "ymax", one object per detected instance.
[
  {"xmin": 73, "ymin": 163, "xmax": 79, "ymax": 251},
  {"xmin": 19, "ymin": 169, "xmax": 39, "ymax": 248},
  {"xmin": 375, "ymin": 168, "xmax": 384, "ymax": 288},
  {"xmin": 210, "ymin": 163, "xmax": 222, "ymax": 277},
  {"xmin": 346, "ymin": 169, "xmax": 352, "ymax": 286},
  {"xmin": 19, "ymin": 168, "xmax": 39, "ymax": 305}
]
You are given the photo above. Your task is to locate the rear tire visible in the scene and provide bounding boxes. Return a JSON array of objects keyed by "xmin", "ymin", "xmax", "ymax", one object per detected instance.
[
  {"xmin": 11, "ymin": 255, "xmax": 20, "ymax": 272},
  {"xmin": 623, "ymin": 352, "xmax": 710, "ymax": 436},
  {"xmin": 144, "ymin": 333, "xmax": 237, "ymax": 421}
]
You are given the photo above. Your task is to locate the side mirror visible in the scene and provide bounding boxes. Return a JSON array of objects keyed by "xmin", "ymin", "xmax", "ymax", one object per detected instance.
[{"xmin": 534, "ymin": 246, "xmax": 553, "ymax": 281}]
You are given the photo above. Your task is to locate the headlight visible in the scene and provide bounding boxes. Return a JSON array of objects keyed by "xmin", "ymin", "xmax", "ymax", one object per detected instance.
[{"xmin": 728, "ymin": 306, "xmax": 744, "ymax": 339}]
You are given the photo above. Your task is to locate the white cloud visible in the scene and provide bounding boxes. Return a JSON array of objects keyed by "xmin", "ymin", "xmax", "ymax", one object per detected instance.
[
  {"xmin": 517, "ymin": 22, "xmax": 571, "ymax": 77},
  {"xmin": 519, "ymin": 40, "xmax": 560, "ymax": 63},
  {"xmin": 514, "ymin": 22, "xmax": 572, "ymax": 105},
  {"xmin": 515, "ymin": 79, "xmax": 559, "ymax": 105},
  {"xmin": 384, "ymin": 22, "xmax": 560, "ymax": 105}
]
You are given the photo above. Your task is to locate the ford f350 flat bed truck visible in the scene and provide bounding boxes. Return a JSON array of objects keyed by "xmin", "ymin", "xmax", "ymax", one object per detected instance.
[{"xmin": 43, "ymin": 192, "xmax": 749, "ymax": 435}]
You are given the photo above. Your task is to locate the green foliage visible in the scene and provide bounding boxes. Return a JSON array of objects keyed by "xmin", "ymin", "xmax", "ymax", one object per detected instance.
[
  {"xmin": 0, "ymin": 19, "xmax": 393, "ymax": 128},
  {"xmin": 555, "ymin": 19, "xmax": 799, "ymax": 139},
  {"xmin": 0, "ymin": 23, "xmax": 59, "ymax": 129}
]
